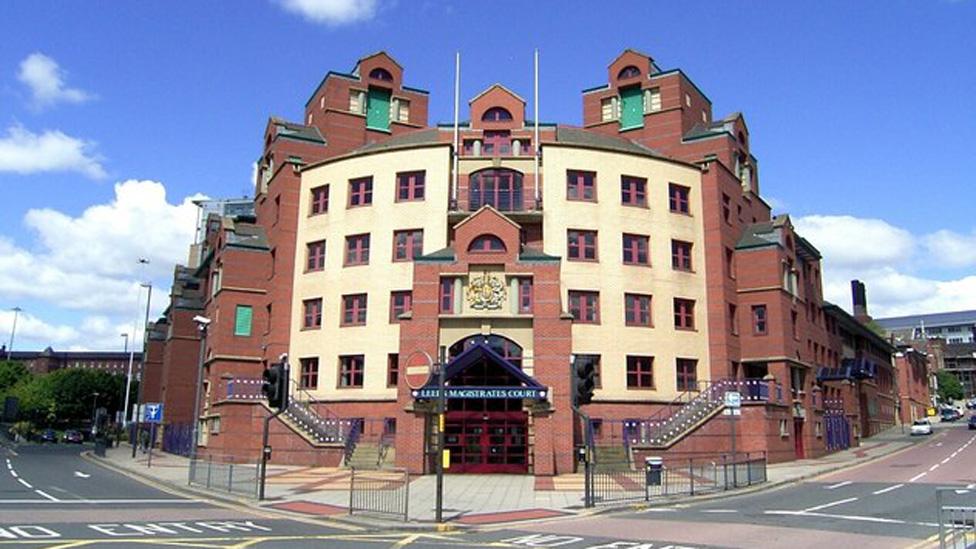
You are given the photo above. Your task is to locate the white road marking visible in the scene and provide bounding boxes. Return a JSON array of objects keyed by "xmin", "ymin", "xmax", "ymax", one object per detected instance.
[
  {"xmin": 804, "ymin": 497, "xmax": 858, "ymax": 512},
  {"xmin": 73, "ymin": 471, "xmax": 91, "ymax": 479},
  {"xmin": 766, "ymin": 510, "xmax": 905, "ymax": 524},
  {"xmin": 701, "ymin": 509, "xmax": 738, "ymax": 514},
  {"xmin": 644, "ymin": 508, "xmax": 678, "ymax": 512},
  {"xmin": 872, "ymin": 483, "xmax": 904, "ymax": 495},
  {"xmin": 909, "ymin": 472, "xmax": 927, "ymax": 482},
  {"xmin": 0, "ymin": 498, "xmax": 203, "ymax": 504},
  {"xmin": 929, "ymin": 464, "xmax": 940, "ymax": 472},
  {"xmin": 936, "ymin": 442, "xmax": 943, "ymax": 447},
  {"xmin": 16, "ymin": 478, "xmax": 33, "ymax": 489},
  {"xmin": 34, "ymin": 490, "xmax": 59, "ymax": 502},
  {"xmin": 941, "ymin": 458, "xmax": 951, "ymax": 464},
  {"xmin": 967, "ymin": 483, "xmax": 976, "ymax": 489},
  {"xmin": 9, "ymin": 470, "xmax": 17, "ymax": 478},
  {"xmin": 825, "ymin": 480, "xmax": 852, "ymax": 490}
]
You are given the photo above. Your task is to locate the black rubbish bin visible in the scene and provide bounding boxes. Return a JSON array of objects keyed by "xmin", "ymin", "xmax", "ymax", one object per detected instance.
[{"xmin": 645, "ymin": 456, "xmax": 663, "ymax": 486}]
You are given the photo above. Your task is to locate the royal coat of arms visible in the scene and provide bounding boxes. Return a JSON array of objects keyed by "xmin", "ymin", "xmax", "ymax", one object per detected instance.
[{"xmin": 466, "ymin": 273, "xmax": 507, "ymax": 310}]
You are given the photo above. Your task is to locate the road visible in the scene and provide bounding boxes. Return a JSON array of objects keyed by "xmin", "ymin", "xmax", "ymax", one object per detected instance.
[
  {"xmin": 478, "ymin": 422, "xmax": 976, "ymax": 548},
  {"xmin": 2, "ymin": 424, "xmax": 973, "ymax": 548}
]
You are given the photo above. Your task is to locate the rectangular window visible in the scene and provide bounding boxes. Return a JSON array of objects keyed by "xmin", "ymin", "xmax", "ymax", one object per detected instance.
[
  {"xmin": 234, "ymin": 305, "xmax": 252, "ymax": 336},
  {"xmin": 348, "ymin": 177, "xmax": 373, "ymax": 207},
  {"xmin": 300, "ymin": 357, "xmax": 319, "ymax": 389},
  {"xmin": 722, "ymin": 193, "xmax": 731, "ymax": 223},
  {"xmin": 622, "ymin": 233, "xmax": 649, "ymax": 266},
  {"xmin": 391, "ymin": 98, "xmax": 410, "ymax": 122},
  {"xmin": 621, "ymin": 176, "xmax": 647, "ymax": 207},
  {"xmin": 791, "ymin": 310, "xmax": 799, "ymax": 339},
  {"xmin": 310, "ymin": 184, "xmax": 329, "ymax": 215},
  {"xmin": 728, "ymin": 303, "xmax": 738, "ymax": 335},
  {"xmin": 644, "ymin": 88, "xmax": 661, "ymax": 113},
  {"xmin": 518, "ymin": 278, "xmax": 533, "ymax": 314},
  {"xmin": 567, "ymin": 229, "xmax": 598, "ymax": 261},
  {"xmin": 576, "ymin": 354, "xmax": 602, "ymax": 388},
  {"xmin": 345, "ymin": 233, "xmax": 370, "ymax": 266},
  {"xmin": 626, "ymin": 355, "xmax": 654, "ymax": 389},
  {"xmin": 390, "ymin": 291, "xmax": 412, "ymax": 323},
  {"xmin": 673, "ymin": 298, "xmax": 695, "ymax": 330},
  {"xmin": 669, "ymin": 183, "xmax": 690, "ymax": 214},
  {"xmin": 396, "ymin": 171, "xmax": 425, "ymax": 202},
  {"xmin": 671, "ymin": 240, "xmax": 693, "ymax": 271},
  {"xmin": 302, "ymin": 298, "xmax": 322, "ymax": 329},
  {"xmin": 338, "ymin": 355, "xmax": 364, "ymax": 388},
  {"xmin": 752, "ymin": 305, "xmax": 768, "ymax": 335},
  {"xmin": 625, "ymin": 293, "xmax": 652, "ymax": 327},
  {"xmin": 341, "ymin": 294, "xmax": 368, "ymax": 326},
  {"xmin": 676, "ymin": 358, "xmax": 698, "ymax": 391},
  {"xmin": 726, "ymin": 247, "xmax": 736, "ymax": 279},
  {"xmin": 306, "ymin": 240, "xmax": 326, "ymax": 272},
  {"xmin": 349, "ymin": 89, "xmax": 365, "ymax": 114},
  {"xmin": 567, "ymin": 170, "xmax": 596, "ymax": 202},
  {"xmin": 387, "ymin": 353, "xmax": 399, "ymax": 387},
  {"xmin": 569, "ymin": 291, "xmax": 600, "ymax": 324},
  {"xmin": 600, "ymin": 97, "xmax": 617, "ymax": 121},
  {"xmin": 393, "ymin": 229, "xmax": 423, "ymax": 261},
  {"xmin": 439, "ymin": 278, "xmax": 455, "ymax": 314}
]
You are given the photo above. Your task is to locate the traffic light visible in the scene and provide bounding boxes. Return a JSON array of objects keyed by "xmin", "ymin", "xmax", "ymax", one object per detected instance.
[
  {"xmin": 573, "ymin": 356, "xmax": 596, "ymax": 407},
  {"xmin": 261, "ymin": 362, "xmax": 289, "ymax": 411}
]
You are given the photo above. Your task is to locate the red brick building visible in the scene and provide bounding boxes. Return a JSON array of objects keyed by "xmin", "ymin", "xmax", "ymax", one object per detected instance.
[{"xmin": 144, "ymin": 50, "xmax": 904, "ymax": 472}]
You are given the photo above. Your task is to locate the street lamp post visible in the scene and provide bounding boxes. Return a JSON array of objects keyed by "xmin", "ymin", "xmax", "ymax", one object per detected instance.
[
  {"xmin": 188, "ymin": 316, "xmax": 210, "ymax": 466},
  {"xmin": 119, "ymin": 333, "xmax": 129, "ymax": 425},
  {"xmin": 123, "ymin": 259, "xmax": 150, "ymax": 426},
  {"xmin": 7, "ymin": 307, "xmax": 22, "ymax": 361},
  {"xmin": 90, "ymin": 392, "xmax": 100, "ymax": 432},
  {"xmin": 134, "ymin": 283, "xmax": 152, "ymax": 424}
]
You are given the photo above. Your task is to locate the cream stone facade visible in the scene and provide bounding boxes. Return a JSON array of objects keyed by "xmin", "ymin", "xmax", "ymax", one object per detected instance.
[
  {"xmin": 542, "ymin": 146, "xmax": 709, "ymax": 403},
  {"xmin": 291, "ymin": 144, "xmax": 452, "ymax": 400}
]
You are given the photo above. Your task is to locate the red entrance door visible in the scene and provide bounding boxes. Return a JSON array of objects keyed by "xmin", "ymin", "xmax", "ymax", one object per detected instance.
[
  {"xmin": 444, "ymin": 410, "xmax": 528, "ymax": 473},
  {"xmin": 793, "ymin": 418, "xmax": 805, "ymax": 459}
]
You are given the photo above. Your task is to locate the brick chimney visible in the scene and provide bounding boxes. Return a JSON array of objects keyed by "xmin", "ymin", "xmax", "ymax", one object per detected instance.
[{"xmin": 851, "ymin": 279, "xmax": 872, "ymax": 324}]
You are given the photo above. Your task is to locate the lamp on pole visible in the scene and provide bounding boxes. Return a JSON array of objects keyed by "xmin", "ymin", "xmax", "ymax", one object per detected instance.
[
  {"xmin": 119, "ymin": 333, "xmax": 128, "ymax": 424},
  {"xmin": 123, "ymin": 259, "xmax": 149, "ymax": 426},
  {"xmin": 134, "ymin": 282, "xmax": 152, "ymax": 423},
  {"xmin": 189, "ymin": 315, "xmax": 210, "ymax": 464},
  {"xmin": 90, "ymin": 392, "xmax": 100, "ymax": 427},
  {"xmin": 7, "ymin": 307, "xmax": 22, "ymax": 361}
]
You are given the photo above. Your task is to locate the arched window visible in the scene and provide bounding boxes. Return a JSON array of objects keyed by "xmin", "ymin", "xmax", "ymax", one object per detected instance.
[
  {"xmin": 369, "ymin": 67, "xmax": 393, "ymax": 81},
  {"xmin": 469, "ymin": 234, "xmax": 506, "ymax": 253},
  {"xmin": 449, "ymin": 334, "xmax": 523, "ymax": 369},
  {"xmin": 617, "ymin": 65, "xmax": 641, "ymax": 79},
  {"xmin": 482, "ymin": 107, "xmax": 513, "ymax": 122},
  {"xmin": 469, "ymin": 168, "xmax": 523, "ymax": 211}
]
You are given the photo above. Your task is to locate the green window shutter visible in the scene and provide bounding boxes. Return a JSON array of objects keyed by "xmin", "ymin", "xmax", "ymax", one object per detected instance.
[
  {"xmin": 366, "ymin": 87, "xmax": 391, "ymax": 131},
  {"xmin": 619, "ymin": 86, "xmax": 644, "ymax": 130},
  {"xmin": 234, "ymin": 305, "xmax": 253, "ymax": 337}
]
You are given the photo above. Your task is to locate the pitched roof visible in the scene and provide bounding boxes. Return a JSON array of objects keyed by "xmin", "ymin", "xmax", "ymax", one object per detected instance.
[
  {"xmin": 269, "ymin": 117, "xmax": 326, "ymax": 145},
  {"xmin": 554, "ymin": 126, "xmax": 663, "ymax": 158},
  {"xmin": 875, "ymin": 310, "xmax": 976, "ymax": 330},
  {"xmin": 469, "ymin": 83, "xmax": 526, "ymax": 104}
]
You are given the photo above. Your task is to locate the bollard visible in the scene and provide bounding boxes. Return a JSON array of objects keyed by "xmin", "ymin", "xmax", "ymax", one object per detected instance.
[
  {"xmin": 206, "ymin": 455, "xmax": 213, "ymax": 489},
  {"xmin": 228, "ymin": 463, "xmax": 234, "ymax": 493},
  {"xmin": 689, "ymin": 458, "xmax": 695, "ymax": 496}
]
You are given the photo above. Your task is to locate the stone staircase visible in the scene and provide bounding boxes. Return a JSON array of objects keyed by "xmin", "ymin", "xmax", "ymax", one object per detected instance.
[
  {"xmin": 344, "ymin": 442, "xmax": 396, "ymax": 470},
  {"xmin": 277, "ymin": 380, "xmax": 349, "ymax": 446},
  {"xmin": 593, "ymin": 445, "xmax": 632, "ymax": 472}
]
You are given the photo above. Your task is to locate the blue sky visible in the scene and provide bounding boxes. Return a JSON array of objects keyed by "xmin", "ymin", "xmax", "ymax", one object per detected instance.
[{"xmin": 1, "ymin": 0, "xmax": 975, "ymax": 350}]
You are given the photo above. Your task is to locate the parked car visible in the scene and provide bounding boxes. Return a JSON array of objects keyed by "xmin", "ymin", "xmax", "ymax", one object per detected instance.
[
  {"xmin": 911, "ymin": 419, "xmax": 933, "ymax": 436},
  {"xmin": 38, "ymin": 429, "xmax": 58, "ymax": 443},
  {"xmin": 969, "ymin": 415, "xmax": 976, "ymax": 431},
  {"xmin": 63, "ymin": 429, "xmax": 83, "ymax": 444},
  {"xmin": 941, "ymin": 409, "xmax": 961, "ymax": 422}
]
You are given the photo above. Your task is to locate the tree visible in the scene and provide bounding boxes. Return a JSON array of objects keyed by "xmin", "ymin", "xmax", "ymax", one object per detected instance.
[
  {"xmin": 0, "ymin": 361, "xmax": 31, "ymax": 392},
  {"xmin": 936, "ymin": 370, "xmax": 964, "ymax": 402},
  {"xmin": 9, "ymin": 368, "xmax": 126, "ymax": 426}
]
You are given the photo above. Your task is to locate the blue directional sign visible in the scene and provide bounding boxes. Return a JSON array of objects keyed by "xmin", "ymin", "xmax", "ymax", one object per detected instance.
[{"xmin": 143, "ymin": 403, "xmax": 164, "ymax": 424}]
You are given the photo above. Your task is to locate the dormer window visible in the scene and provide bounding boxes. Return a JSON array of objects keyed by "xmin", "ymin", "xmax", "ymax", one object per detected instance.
[
  {"xmin": 469, "ymin": 235, "xmax": 506, "ymax": 253},
  {"xmin": 618, "ymin": 65, "xmax": 641, "ymax": 79},
  {"xmin": 369, "ymin": 67, "xmax": 393, "ymax": 81},
  {"xmin": 482, "ymin": 107, "xmax": 513, "ymax": 122}
]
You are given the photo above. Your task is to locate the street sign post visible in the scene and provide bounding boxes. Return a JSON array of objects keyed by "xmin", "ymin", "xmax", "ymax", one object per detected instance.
[
  {"xmin": 403, "ymin": 351, "xmax": 434, "ymax": 390},
  {"xmin": 724, "ymin": 390, "xmax": 741, "ymax": 485},
  {"xmin": 142, "ymin": 403, "xmax": 163, "ymax": 468}
]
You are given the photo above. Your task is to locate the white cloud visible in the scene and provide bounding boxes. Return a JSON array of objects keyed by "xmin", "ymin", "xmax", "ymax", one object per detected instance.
[
  {"xmin": 0, "ymin": 124, "xmax": 106, "ymax": 179},
  {"xmin": 276, "ymin": 0, "xmax": 378, "ymax": 25},
  {"xmin": 795, "ymin": 214, "xmax": 976, "ymax": 318},
  {"xmin": 924, "ymin": 229, "xmax": 976, "ymax": 268},
  {"xmin": 794, "ymin": 215, "xmax": 915, "ymax": 270},
  {"xmin": 17, "ymin": 52, "xmax": 92, "ymax": 109},
  {"xmin": 0, "ymin": 180, "xmax": 204, "ymax": 350}
]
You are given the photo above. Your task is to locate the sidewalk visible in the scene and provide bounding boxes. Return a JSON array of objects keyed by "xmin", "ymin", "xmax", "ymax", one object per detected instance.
[{"xmin": 91, "ymin": 426, "xmax": 925, "ymax": 527}]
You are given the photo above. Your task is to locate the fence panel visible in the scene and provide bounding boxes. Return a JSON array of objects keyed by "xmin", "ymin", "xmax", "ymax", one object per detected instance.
[
  {"xmin": 586, "ymin": 452, "xmax": 766, "ymax": 507},
  {"xmin": 937, "ymin": 488, "xmax": 976, "ymax": 549},
  {"xmin": 188, "ymin": 454, "xmax": 261, "ymax": 499},
  {"xmin": 349, "ymin": 467, "xmax": 409, "ymax": 521},
  {"xmin": 162, "ymin": 422, "xmax": 193, "ymax": 456}
]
